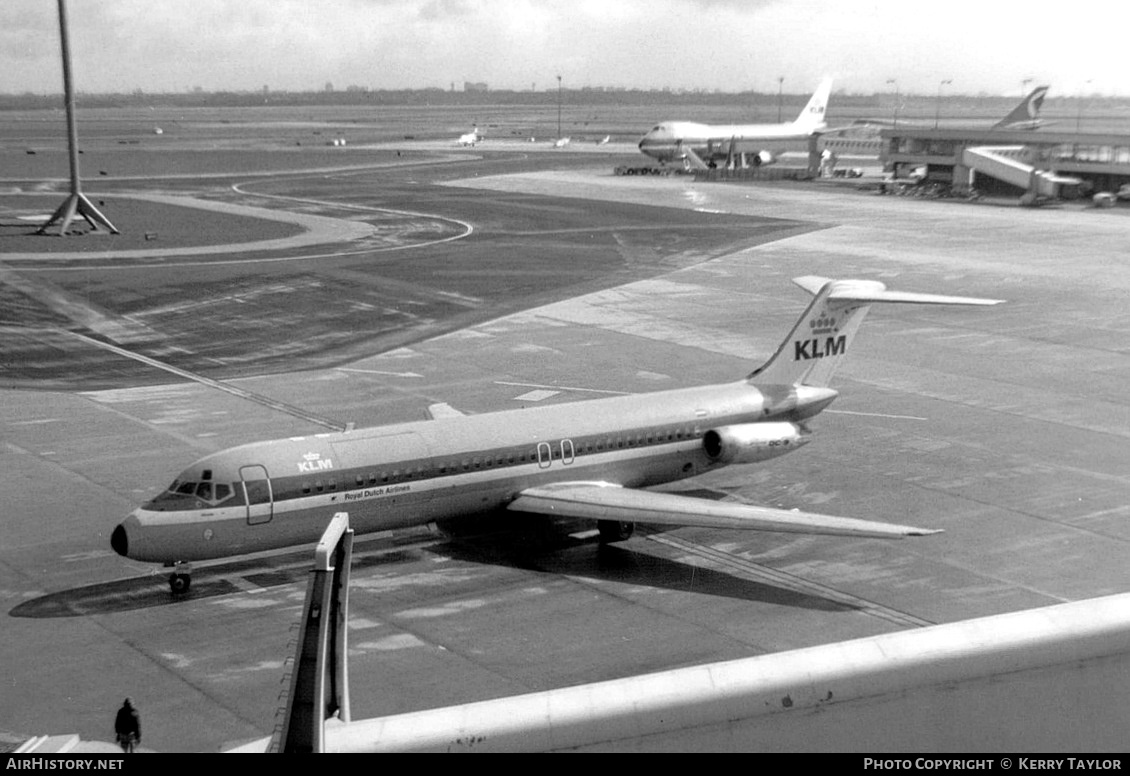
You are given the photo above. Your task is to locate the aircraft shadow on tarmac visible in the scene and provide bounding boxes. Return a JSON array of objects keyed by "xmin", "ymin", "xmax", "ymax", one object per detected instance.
[
  {"xmin": 11, "ymin": 511, "xmax": 855, "ymax": 618},
  {"xmin": 7, "ymin": 543, "xmax": 429, "ymax": 619},
  {"xmin": 434, "ymin": 520, "xmax": 853, "ymax": 613}
]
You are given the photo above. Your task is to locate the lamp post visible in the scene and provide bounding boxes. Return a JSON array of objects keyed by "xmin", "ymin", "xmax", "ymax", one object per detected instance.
[
  {"xmin": 934, "ymin": 79, "xmax": 951, "ymax": 129},
  {"xmin": 886, "ymin": 79, "xmax": 899, "ymax": 128},
  {"xmin": 556, "ymin": 74, "xmax": 562, "ymax": 140},
  {"xmin": 777, "ymin": 76, "xmax": 784, "ymax": 123},
  {"xmin": 1076, "ymin": 79, "xmax": 1092, "ymax": 132},
  {"xmin": 37, "ymin": 0, "xmax": 118, "ymax": 235}
]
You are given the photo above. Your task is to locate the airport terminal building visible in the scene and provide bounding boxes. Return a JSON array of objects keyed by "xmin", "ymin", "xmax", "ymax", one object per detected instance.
[{"xmin": 880, "ymin": 127, "xmax": 1130, "ymax": 198}]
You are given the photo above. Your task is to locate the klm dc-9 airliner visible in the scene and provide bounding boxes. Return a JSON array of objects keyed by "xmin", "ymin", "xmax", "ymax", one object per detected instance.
[{"xmin": 111, "ymin": 276, "xmax": 1001, "ymax": 593}]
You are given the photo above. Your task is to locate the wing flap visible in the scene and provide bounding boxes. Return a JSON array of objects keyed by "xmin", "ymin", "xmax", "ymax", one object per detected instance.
[{"xmin": 508, "ymin": 483, "xmax": 940, "ymax": 539}]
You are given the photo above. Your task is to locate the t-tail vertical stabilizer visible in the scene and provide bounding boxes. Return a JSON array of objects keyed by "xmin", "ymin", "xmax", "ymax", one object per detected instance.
[{"xmin": 749, "ymin": 276, "xmax": 1003, "ymax": 388}]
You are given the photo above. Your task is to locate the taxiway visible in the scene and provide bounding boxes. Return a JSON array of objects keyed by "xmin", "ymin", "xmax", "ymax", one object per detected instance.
[{"xmin": 1, "ymin": 130, "xmax": 1127, "ymax": 752}]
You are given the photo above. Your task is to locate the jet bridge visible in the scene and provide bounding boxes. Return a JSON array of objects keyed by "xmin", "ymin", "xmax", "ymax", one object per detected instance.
[
  {"xmin": 961, "ymin": 145, "xmax": 1082, "ymax": 201},
  {"xmin": 272, "ymin": 513, "xmax": 353, "ymax": 753},
  {"xmin": 880, "ymin": 126, "xmax": 1129, "ymax": 200}
]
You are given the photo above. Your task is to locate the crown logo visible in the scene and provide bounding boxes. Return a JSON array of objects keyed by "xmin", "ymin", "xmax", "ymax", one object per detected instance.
[
  {"xmin": 810, "ymin": 313, "xmax": 837, "ymax": 335},
  {"xmin": 303, "ymin": 452, "xmax": 321, "ymax": 462}
]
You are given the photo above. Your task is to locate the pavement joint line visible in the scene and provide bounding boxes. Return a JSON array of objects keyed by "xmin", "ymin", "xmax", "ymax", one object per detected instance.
[
  {"xmin": 0, "ymin": 191, "xmax": 376, "ymax": 261},
  {"xmin": 230, "ymin": 180, "xmax": 475, "ymax": 243},
  {"xmin": 2, "ymin": 202, "xmax": 475, "ymax": 271},
  {"xmin": 226, "ymin": 577, "xmax": 267, "ymax": 594},
  {"xmin": 0, "ymin": 154, "xmax": 466, "ymax": 185},
  {"xmin": 62, "ymin": 329, "xmax": 345, "ymax": 432},
  {"xmin": 494, "ymin": 380, "xmax": 632, "ymax": 396}
]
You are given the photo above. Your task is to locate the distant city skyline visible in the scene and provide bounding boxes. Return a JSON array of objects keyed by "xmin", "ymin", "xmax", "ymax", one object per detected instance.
[{"xmin": 2, "ymin": 0, "xmax": 1127, "ymax": 98}]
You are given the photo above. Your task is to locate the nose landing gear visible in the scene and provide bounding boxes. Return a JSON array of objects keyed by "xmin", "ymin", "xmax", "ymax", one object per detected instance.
[{"xmin": 166, "ymin": 562, "xmax": 193, "ymax": 595}]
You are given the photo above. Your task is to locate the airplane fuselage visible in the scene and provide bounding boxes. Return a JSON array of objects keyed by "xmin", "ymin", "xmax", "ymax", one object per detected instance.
[
  {"xmin": 112, "ymin": 274, "xmax": 999, "ymax": 594},
  {"xmin": 112, "ymin": 380, "xmax": 830, "ymax": 564},
  {"xmin": 637, "ymin": 121, "xmax": 823, "ymax": 165},
  {"xmin": 637, "ymin": 78, "xmax": 834, "ymax": 168}
]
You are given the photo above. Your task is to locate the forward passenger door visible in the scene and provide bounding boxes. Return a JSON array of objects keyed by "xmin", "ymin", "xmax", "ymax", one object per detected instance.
[{"xmin": 240, "ymin": 465, "xmax": 274, "ymax": 525}]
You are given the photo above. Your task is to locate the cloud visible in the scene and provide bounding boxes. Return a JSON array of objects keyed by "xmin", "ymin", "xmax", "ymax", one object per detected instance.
[
  {"xmin": 418, "ymin": 0, "xmax": 483, "ymax": 20},
  {"xmin": 1, "ymin": 0, "xmax": 1126, "ymax": 96}
]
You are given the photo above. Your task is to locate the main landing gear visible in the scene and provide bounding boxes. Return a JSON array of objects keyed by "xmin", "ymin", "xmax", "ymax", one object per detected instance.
[
  {"xmin": 597, "ymin": 520, "xmax": 635, "ymax": 544},
  {"xmin": 166, "ymin": 562, "xmax": 192, "ymax": 595}
]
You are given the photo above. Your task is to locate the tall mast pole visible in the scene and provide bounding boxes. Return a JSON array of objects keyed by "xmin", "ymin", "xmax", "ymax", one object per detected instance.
[{"xmin": 38, "ymin": 0, "xmax": 118, "ymax": 236}]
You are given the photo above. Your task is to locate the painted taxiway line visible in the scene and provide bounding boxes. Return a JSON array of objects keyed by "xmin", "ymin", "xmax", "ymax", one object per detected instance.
[
  {"xmin": 0, "ymin": 192, "xmax": 375, "ymax": 261},
  {"xmin": 63, "ymin": 330, "xmax": 345, "ymax": 432}
]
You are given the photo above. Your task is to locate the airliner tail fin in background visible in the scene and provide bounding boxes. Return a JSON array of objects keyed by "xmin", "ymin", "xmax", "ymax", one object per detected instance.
[
  {"xmin": 748, "ymin": 276, "xmax": 1003, "ymax": 388},
  {"xmin": 992, "ymin": 85, "xmax": 1050, "ymax": 130},
  {"xmin": 792, "ymin": 77, "xmax": 834, "ymax": 133}
]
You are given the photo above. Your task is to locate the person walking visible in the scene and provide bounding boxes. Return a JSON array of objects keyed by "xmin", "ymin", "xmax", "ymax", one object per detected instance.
[{"xmin": 114, "ymin": 698, "xmax": 141, "ymax": 753}]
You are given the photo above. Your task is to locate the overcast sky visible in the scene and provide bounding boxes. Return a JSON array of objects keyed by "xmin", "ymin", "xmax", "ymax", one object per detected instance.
[{"xmin": 2, "ymin": 0, "xmax": 1126, "ymax": 97}]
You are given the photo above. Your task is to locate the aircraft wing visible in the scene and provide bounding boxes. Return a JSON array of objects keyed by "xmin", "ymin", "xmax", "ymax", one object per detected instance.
[{"xmin": 507, "ymin": 482, "xmax": 940, "ymax": 539}]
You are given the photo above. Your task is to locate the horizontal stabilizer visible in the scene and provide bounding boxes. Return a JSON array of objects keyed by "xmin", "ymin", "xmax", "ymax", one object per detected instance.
[
  {"xmin": 750, "ymin": 276, "xmax": 1003, "ymax": 388},
  {"xmin": 509, "ymin": 482, "xmax": 940, "ymax": 539},
  {"xmin": 792, "ymin": 276, "xmax": 1004, "ymax": 306}
]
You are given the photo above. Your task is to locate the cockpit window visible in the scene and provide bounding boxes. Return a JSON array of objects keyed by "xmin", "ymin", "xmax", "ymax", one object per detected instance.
[
  {"xmin": 161, "ymin": 478, "xmax": 235, "ymax": 504},
  {"xmin": 150, "ymin": 478, "xmax": 237, "ymax": 511}
]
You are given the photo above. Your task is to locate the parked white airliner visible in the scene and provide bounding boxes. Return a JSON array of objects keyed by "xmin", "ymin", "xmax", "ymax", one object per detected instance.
[
  {"xmin": 111, "ymin": 276, "xmax": 1001, "ymax": 593},
  {"xmin": 637, "ymin": 78, "xmax": 834, "ymax": 170},
  {"xmin": 456, "ymin": 126, "xmax": 482, "ymax": 146}
]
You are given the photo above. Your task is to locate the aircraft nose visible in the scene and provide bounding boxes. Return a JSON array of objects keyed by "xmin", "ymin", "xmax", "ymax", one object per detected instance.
[
  {"xmin": 638, "ymin": 133, "xmax": 666, "ymax": 159},
  {"xmin": 111, "ymin": 523, "xmax": 129, "ymax": 557}
]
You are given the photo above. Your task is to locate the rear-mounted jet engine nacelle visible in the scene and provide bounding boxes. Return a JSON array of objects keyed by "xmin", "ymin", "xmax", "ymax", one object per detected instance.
[{"xmin": 702, "ymin": 422, "xmax": 809, "ymax": 464}]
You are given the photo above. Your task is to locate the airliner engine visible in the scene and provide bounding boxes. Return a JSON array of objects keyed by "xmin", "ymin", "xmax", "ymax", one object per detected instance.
[
  {"xmin": 703, "ymin": 422, "xmax": 809, "ymax": 464},
  {"xmin": 753, "ymin": 150, "xmax": 776, "ymax": 166}
]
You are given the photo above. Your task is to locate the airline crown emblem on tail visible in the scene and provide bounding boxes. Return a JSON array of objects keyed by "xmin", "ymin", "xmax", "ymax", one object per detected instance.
[{"xmin": 748, "ymin": 276, "xmax": 1003, "ymax": 388}]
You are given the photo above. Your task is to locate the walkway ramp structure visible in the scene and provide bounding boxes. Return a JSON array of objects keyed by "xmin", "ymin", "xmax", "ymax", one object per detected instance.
[
  {"xmin": 307, "ymin": 593, "xmax": 1130, "ymax": 752},
  {"xmin": 675, "ymin": 141, "xmax": 710, "ymax": 171},
  {"xmin": 962, "ymin": 145, "xmax": 1081, "ymax": 199},
  {"xmin": 229, "ymin": 567, "xmax": 1130, "ymax": 752}
]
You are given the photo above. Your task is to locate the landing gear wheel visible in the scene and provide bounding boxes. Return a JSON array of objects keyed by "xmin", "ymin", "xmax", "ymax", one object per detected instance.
[
  {"xmin": 597, "ymin": 520, "xmax": 635, "ymax": 543},
  {"xmin": 168, "ymin": 572, "xmax": 191, "ymax": 595}
]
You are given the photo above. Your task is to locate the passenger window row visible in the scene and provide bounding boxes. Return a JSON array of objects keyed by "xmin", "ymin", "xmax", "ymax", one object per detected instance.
[{"xmin": 281, "ymin": 425, "xmax": 704, "ymax": 501}]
